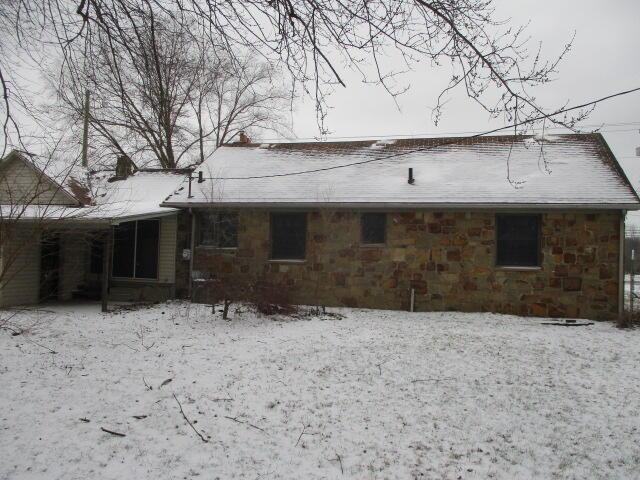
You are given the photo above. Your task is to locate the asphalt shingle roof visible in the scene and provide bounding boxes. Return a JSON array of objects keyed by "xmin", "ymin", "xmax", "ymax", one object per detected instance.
[{"xmin": 164, "ymin": 133, "xmax": 640, "ymax": 209}]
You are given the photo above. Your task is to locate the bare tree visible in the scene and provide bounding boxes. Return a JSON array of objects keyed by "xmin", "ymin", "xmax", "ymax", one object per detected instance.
[
  {"xmin": 1, "ymin": 0, "xmax": 604, "ymax": 157},
  {"xmin": 53, "ymin": 7, "xmax": 289, "ymax": 169},
  {"xmin": 65, "ymin": 0, "xmax": 584, "ymax": 134}
]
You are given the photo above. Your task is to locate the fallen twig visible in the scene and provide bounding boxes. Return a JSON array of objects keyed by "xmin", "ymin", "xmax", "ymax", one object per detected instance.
[
  {"xmin": 101, "ymin": 427, "xmax": 126, "ymax": 437},
  {"xmin": 132, "ymin": 415, "xmax": 148, "ymax": 420},
  {"xmin": 143, "ymin": 377, "xmax": 153, "ymax": 391},
  {"xmin": 295, "ymin": 422, "xmax": 317, "ymax": 446},
  {"xmin": 79, "ymin": 417, "xmax": 90, "ymax": 423},
  {"xmin": 110, "ymin": 343, "xmax": 138, "ymax": 352},
  {"xmin": 23, "ymin": 337, "xmax": 57, "ymax": 354},
  {"xmin": 330, "ymin": 453, "xmax": 344, "ymax": 474},
  {"xmin": 0, "ymin": 312, "xmax": 20, "ymax": 335},
  {"xmin": 375, "ymin": 357, "xmax": 390, "ymax": 376},
  {"xmin": 173, "ymin": 393, "xmax": 209, "ymax": 443},
  {"xmin": 224, "ymin": 415, "xmax": 267, "ymax": 434},
  {"xmin": 135, "ymin": 326, "xmax": 156, "ymax": 350},
  {"xmin": 159, "ymin": 378, "xmax": 172, "ymax": 388}
]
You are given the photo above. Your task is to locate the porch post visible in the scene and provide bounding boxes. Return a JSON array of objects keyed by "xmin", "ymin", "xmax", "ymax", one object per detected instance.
[{"xmin": 101, "ymin": 230, "xmax": 111, "ymax": 313}]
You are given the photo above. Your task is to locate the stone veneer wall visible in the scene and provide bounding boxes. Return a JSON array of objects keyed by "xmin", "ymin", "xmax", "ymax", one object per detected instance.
[{"xmin": 192, "ymin": 210, "xmax": 622, "ymax": 320}]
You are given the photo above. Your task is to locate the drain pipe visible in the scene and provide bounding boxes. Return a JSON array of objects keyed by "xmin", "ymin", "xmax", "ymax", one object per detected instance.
[
  {"xmin": 409, "ymin": 288, "xmax": 415, "ymax": 312},
  {"xmin": 188, "ymin": 208, "xmax": 196, "ymax": 300},
  {"xmin": 618, "ymin": 210, "xmax": 626, "ymax": 322}
]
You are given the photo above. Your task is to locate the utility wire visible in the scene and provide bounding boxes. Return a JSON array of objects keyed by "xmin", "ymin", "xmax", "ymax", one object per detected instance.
[{"xmin": 199, "ymin": 86, "xmax": 640, "ymax": 181}]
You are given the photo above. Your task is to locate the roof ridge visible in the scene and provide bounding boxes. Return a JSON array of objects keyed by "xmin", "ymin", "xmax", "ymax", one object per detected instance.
[{"xmin": 223, "ymin": 132, "xmax": 599, "ymax": 148}]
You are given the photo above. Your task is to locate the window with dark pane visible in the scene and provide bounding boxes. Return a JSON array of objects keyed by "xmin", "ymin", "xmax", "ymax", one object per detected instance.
[
  {"xmin": 198, "ymin": 212, "xmax": 217, "ymax": 246},
  {"xmin": 135, "ymin": 219, "xmax": 159, "ymax": 279},
  {"xmin": 216, "ymin": 213, "xmax": 238, "ymax": 248},
  {"xmin": 496, "ymin": 214, "xmax": 541, "ymax": 267},
  {"xmin": 112, "ymin": 221, "xmax": 135, "ymax": 277},
  {"xmin": 361, "ymin": 212, "xmax": 386, "ymax": 244},
  {"xmin": 111, "ymin": 219, "xmax": 160, "ymax": 279},
  {"xmin": 198, "ymin": 212, "xmax": 238, "ymax": 248},
  {"xmin": 271, "ymin": 212, "xmax": 307, "ymax": 260}
]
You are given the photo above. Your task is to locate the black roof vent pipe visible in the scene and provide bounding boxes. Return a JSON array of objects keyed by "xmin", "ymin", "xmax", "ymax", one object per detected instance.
[{"xmin": 408, "ymin": 168, "xmax": 415, "ymax": 185}]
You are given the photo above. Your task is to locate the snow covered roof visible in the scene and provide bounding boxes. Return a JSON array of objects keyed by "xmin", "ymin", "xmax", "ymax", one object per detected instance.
[
  {"xmin": 1, "ymin": 170, "xmax": 185, "ymax": 224},
  {"xmin": 86, "ymin": 170, "xmax": 185, "ymax": 222},
  {"xmin": 163, "ymin": 134, "xmax": 640, "ymax": 209}
]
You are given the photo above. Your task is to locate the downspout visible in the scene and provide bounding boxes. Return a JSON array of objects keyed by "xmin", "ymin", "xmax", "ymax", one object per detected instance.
[
  {"xmin": 409, "ymin": 288, "xmax": 415, "ymax": 312},
  {"xmin": 188, "ymin": 208, "xmax": 195, "ymax": 300},
  {"xmin": 101, "ymin": 227, "xmax": 112, "ymax": 313},
  {"xmin": 618, "ymin": 210, "xmax": 626, "ymax": 321}
]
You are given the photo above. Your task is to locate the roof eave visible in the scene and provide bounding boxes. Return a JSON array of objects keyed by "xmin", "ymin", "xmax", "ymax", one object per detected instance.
[
  {"xmin": 107, "ymin": 208, "xmax": 178, "ymax": 225},
  {"xmin": 161, "ymin": 201, "xmax": 640, "ymax": 211}
]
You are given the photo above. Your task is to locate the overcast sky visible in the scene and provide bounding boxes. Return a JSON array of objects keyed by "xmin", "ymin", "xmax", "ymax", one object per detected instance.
[{"xmin": 284, "ymin": 0, "xmax": 640, "ymax": 192}]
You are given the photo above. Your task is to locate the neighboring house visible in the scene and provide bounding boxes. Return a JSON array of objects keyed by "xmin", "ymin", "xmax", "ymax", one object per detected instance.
[
  {"xmin": 163, "ymin": 133, "xmax": 640, "ymax": 321},
  {"xmin": 0, "ymin": 152, "xmax": 187, "ymax": 307}
]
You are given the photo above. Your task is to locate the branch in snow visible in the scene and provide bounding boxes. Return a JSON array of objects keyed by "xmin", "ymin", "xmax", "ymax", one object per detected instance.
[
  {"xmin": 173, "ymin": 393, "xmax": 209, "ymax": 443},
  {"xmin": 100, "ymin": 427, "xmax": 126, "ymax": 437}
]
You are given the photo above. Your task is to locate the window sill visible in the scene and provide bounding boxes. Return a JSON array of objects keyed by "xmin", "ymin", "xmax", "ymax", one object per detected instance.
[
  {"xmin": 196, "ymin": 246, "xmax": 238, "ymax": 252},
  {"xmin": 360, "ymin": 243, "xmax": 386, "ymax": 248},
  {"xmin": 268, "ymin": 259, "xmax": 307, "ymax": 264},
  {"xmin": 111, "ymin": 277, "xmax": 161, "ymax": 283},
  {"xmin": 495, "ymin": 266, "xmax": 542, "ymax": 272}
]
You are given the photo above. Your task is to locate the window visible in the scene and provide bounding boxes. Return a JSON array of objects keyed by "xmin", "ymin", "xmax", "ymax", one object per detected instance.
[
  {"xmin": 496, "ymin": 214, "xmax": 540, "ymax": 267},
  {"xmin": 361, "ymin": 213, "xmax": 386, "ymax": 244},
  {"xmin": 112, "ymin": 219, "xmax": 159, "ymax": 279},
  {"xmin": 198, "ymin": 212, "xmax": 238, "ymax": 248},
  {"xmin": 89, "ymin": 237, "xmax": 104, "ymax": 274},
  {"xmin": 270, "ymin": 212, "xmax": 307, "ymax": 260}
]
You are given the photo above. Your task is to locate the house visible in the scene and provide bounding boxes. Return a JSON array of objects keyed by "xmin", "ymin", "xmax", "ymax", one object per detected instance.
[
  {"xmin": 0, "ymin": 152, "xmax": 187, "ymax": 307},
  {"xmin": 162, "ymin": 133, "xmax": 640, "ymax": 321},
  {"xmin": 2, "ymin": 133, "xmax": 639, "ymax": 321}
]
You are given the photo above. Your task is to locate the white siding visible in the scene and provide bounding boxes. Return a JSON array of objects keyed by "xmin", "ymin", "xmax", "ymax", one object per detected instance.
[
  {"xmin": 0, "ymin": 225, "xmax": 41, "ymax": 307},
  {"xmin": 158, "ymin": 215, "xmax": 177, "ymax": 284},
  {"xmin": 0, "ymin": 156, "xmax": 75, "ymax": 206}
]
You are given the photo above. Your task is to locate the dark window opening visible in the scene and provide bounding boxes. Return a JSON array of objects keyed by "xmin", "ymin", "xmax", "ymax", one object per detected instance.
[
  {"xmin": 112, "ymin": 219, "xmax": 159, "ymax": 279},
  {"xmin": 496, "ymin": 214, "xmax": 541, "ymax": 267},
  {"xmin": 361, "ymin": 212, "xmax": 386, "ymax": 244},
  {"xmin": 135, "ymin": 220, "xmax": 160, "ymax": 279},
  {"xmin": 198, "ymin": 212, "xmax": 238, "ymax": 248},
  {"xmin": 112, "ymin": 221, "xmax": 135, "ymax": 278},
  {"xmin": 89, "ymin": 237, "xmax": 104, "ymax": 274},
  {"xmin": 271, "ymin": 212, "xmax": 307, "ymax": 260},
  {"xmin": 40, "ymin": 234, "xmax": 60, "ymax": 301}
]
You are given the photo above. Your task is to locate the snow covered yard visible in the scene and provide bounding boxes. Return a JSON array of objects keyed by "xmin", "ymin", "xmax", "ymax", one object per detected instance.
[{"xmin": 1, "ymin": 303, "xmax": 639, "ymax": 480}]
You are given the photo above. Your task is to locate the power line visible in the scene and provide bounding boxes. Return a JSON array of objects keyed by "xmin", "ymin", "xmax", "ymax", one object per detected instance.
[{"xmin": 199, "ymin": 86, "xmax": 640, "ymax": 181}]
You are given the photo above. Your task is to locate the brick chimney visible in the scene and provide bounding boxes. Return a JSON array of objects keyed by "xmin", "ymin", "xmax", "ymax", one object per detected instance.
[
  {"xmin": 238, "ymin": 131, "xmax": 250, "ymax": 144},
  {"xmin": 115, "ymin": 155, "xmax": 134, "ymax": 179}
]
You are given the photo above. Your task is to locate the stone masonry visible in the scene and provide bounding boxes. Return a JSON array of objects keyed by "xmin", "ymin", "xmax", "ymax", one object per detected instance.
[{"xmin": 192, "ymin": 210, "xmax": 622, "ymax": 320}]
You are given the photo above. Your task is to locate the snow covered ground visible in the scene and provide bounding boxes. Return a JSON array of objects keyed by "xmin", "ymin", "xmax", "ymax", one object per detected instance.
[{"xmin": 1, "ymin": 303, "xmax": 639, "ymax": 479}]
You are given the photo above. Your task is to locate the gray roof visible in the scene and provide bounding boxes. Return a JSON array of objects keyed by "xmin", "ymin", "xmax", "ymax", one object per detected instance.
[{"xmin": 163, "ymin": 133, "xmax": 640, "ymax": 209}]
